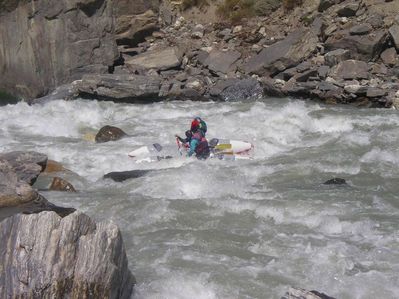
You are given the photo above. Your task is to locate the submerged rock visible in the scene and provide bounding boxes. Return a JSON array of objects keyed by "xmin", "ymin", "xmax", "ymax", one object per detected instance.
[
  {"xmin": 0, "ymin": 211, "xmax": 134, "ymax": 298},
  {"xmin": 323, "ymin": 178, "xmax": 347, "ymax": 185},
  {"xmin": 104, "ymin": 170, "xmax": 152, "ymax": 182},
  {"xmin": 281, "ymin": 287, "xmax": 336, "ymax": 299},
  {"xmin": 95, "ymin": 125, "xmax": 128, "ymax": 143}
]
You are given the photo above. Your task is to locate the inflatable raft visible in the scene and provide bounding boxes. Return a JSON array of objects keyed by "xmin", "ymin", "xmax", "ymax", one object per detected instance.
[{"xmin": 128, "ymin": 138, "xmax": 254, "ymax": 161}]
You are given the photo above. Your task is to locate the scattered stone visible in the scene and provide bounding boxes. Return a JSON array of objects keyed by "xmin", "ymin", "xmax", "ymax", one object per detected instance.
[
  {"xmin": 337, "ymin": 3, "xmax": 359, "ymax": 17},
  {"xmin": 330, "ymin": 60, "xmax": 369, "ymax": 80},
  {"xmin": 381, "ymin": 47, "xmax": 399, "ymax": 66},
  {"xmin": 323, "ymin": 178, "xmax": 347, "ymax": 185},
  {"xmin": 344, "ymin": 84, "xmax": 368, "ymax": 95},
  {"xmin": 0, "ymin": 211, "xmax": 134, "ymax": 298},
  {"xmin": 389, "ymin": 25, "xmax": 399, "ymax": 49},
  {"xmin": 192, "ymin": 24, "xmax": 205, "ymax": 39},
  {"xmin": 95, "ymin": 125, "xmax": 128, "ymax": 143},
  {"xmin": 324, "ymin": 24, "xmax": 338, "ymax": 37},
  {"xmin": 49, "ymin": 177, "xmax": 76, "ymax": 192},
  {"xmin": 233, "ymin": 25, "xmax": 242, "ymax": 34},
  {"xmin": 104, "ymin": 170, "xmax": 152, "ymax": 182},
  {"xmin": 244, "ymin": 28, "xmax": 319, "ymax": 75},
  {"xmin": 324, "ymin": 49, "xmax": 351, "ymax": 67},
  {"xmin": 349, "ymin": 24, "xmax": 372, "ymax": 36},
  {"xmin": 318, "ymin": 66, "xmax": 330, "ymax": 79},
  {"xmin": 367, "ymin": 87, "xmax": 387, "ymax": 98},
  {"xmin": 281, "ymin": 287, "xmax": 336, "ymax": 299},
  {"xmin": 318, "ymin": 0, "xmax": 335, "ymax": 13}
]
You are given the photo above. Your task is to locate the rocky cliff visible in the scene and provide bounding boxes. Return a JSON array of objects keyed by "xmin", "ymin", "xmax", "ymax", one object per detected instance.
[{"xmin": 0, "ymin": 0, "xmax": 118, "ymax": 99}]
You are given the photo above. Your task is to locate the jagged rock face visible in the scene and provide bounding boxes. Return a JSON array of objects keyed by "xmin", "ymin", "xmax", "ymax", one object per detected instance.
[
  {"xmin": 0, "ymin": 211, "xmax": 135, "ymax": 298},
  {"xmin": 0, "ymin": 0, "xmax": 118, "ymax": 99}
]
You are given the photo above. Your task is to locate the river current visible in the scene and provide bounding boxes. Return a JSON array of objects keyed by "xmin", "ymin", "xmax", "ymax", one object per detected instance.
[{"xmin": 1, "ymin": 98, "xmax": 398, "ymax": 299}]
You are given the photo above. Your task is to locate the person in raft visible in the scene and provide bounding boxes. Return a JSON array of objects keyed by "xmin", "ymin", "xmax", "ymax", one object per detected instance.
[{"xmin": 175, "ymin": 117, "xmax": 210, "ymax": 160}]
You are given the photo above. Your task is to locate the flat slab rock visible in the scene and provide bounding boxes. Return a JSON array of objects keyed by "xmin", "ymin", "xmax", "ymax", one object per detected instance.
[
  {"xmin": 0, "ymin": 211, "xmax": 134, "ymax": 298},
  {"xmin": 77, "ymin": 73, "xmax": 162, "ymax": 102}
]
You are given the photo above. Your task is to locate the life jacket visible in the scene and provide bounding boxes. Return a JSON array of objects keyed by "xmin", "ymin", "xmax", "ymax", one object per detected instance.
[{"xmin": 192, "ymin": 131, "xmax": 210, "ymax": 159}]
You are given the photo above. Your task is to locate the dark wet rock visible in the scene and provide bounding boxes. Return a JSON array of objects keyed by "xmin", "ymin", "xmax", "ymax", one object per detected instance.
[
  {"xmin": 244, "ymin": 28, "xmax": 318, "ymax": 75},
  {"xmin": 281, "ymin": 287, "xmax": 336, "ymax": 298},
  {"xmin": 202, "ymin": 50, "xmax": 241, "ymax": 74},
  {"xmin": 330, "ymin": 60, "xmax": 369, "ymax": 80},
  {"xmin": 349, "ymin": 24, "xmax": 372, "ymax": 36},
  {"xmin": 324, "ymin": 49, "xmax": 351, "ymax": 67},
  {"xmin": 281, "ymin": 287, "xmax": 336, "ymax": 299},
  {"xmin": 337, "ymin": 3, "xmax": 359, "ymax": 17},
  {"xmin": 77, "ymin": 74, "xmax": 162, "ymax": 102},
  {"xmin": 323, "ymin": 178, "xmax": 347, "ymax": 185},
  {"xmin": 49, "ymin": 177, "xmax": 76, "ymax": 192},
  {"xmin": 116, "ymin": 9, "xmax": 158, "ymax": 47},
  {"xmin": 318, "ymin": 0, "xmax": 340, "ymax": 12},
  {"xmin": 95, "ymin": 125, "xmax": 128, "ymax": 143},
  {"xmin": 389, "ymin": 25, "xmax": 399, "ymax": 50},
  {"xmin": 104, "ymin": 170, "xmax": 152, "ymax": 182},
  {"xmin": 381, "ymin": 48, "xmax": 398, "ymax": 66},
  {"xmin": 124, "ymin": 47, "xmax": 183, "ymax": 71},
  {"xmin": 0, "ymin": 211, "xmax": 134, "ymax": 298}
]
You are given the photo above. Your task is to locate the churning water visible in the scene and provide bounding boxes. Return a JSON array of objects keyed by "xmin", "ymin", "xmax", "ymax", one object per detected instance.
[{"xmin": 1, "ymin": 98, "xmax": 399, "ymax": 299}]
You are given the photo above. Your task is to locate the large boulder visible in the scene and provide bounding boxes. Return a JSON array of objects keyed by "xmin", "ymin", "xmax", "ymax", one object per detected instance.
[
  {"xmin": 77, "ymin": 74, "xmax": 162, "ymax": 102},
  {"xmin": 95, "ymin": 125, "xmax": 128, "ymax": 143},
  {"xmin": 0, "ymin": 211, "xmax": 134, "ymax": 298},
  {"xmin": 210, "ymin": 78, "xmax": 263, "ymax": 101},
  {"xmin": 244, "ymin": 28, "xmax": 319, "ymax": 75},
  {"xmin": 202, "ymin": 50, "xmax": 241, "ymax": 74},
  {"xmin": 325, "ymin": 30, "xmax": 387, "ymax": 61},
  {"xmin": 329, "ymin": 60, "xmax": 369, "ymax": 80},
  {"xmin": 0, "ymin": 0, "xmax": 118, "ymax": 99},
  {"xmin": 0, "ymin": 151, "xmax": 47, "ymax": 184},
  {"xmin": 124, "ymin": 47, "xmax": 183, "ymax": 72}
]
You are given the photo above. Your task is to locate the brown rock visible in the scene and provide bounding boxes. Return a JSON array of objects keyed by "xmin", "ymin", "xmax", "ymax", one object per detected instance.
[
  {"xmin": 44, "ymin": 160, "xmax": 66, "ymax": 173},
  {"xmin": 49, "ymin": 177, "xmax": 76, "ymax": 192},
  {"xmin": 95, "ymin": 125, "xmax": 128, "ymax": 143}
]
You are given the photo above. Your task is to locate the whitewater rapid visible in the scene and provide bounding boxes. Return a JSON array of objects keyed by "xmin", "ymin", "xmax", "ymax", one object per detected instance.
[{"xmin": 1, "ymin": 98, "xmax": 399, "ymax": 299}]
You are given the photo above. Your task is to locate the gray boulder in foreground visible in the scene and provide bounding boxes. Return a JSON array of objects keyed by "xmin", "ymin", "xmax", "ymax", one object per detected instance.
[{"xmin": 0, "ymin": 211, "xmax": 135, "ymax": 298}]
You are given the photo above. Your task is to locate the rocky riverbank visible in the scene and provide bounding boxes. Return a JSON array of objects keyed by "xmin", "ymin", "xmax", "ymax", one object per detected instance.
[{"xmin": 1, "ymin": 0, "xmax": 398, "ymax": 108}]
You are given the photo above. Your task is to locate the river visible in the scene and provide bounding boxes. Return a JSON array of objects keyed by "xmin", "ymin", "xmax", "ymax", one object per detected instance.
[{"xmin": 1, "ymin": 98, "xmax": 398, "ymax": 299}]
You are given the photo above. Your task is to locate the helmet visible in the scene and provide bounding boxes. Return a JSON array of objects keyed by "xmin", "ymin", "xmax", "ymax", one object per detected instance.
[{"xmin": 191, "ymin": 119, "xmax": 200, "ymax": 131}]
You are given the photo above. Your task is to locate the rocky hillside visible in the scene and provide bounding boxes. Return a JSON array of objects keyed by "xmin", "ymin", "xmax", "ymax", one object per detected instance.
[{"xmin": 1, "ymin": 0, "xmax": 399, "ymax": 108}]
